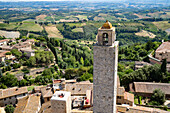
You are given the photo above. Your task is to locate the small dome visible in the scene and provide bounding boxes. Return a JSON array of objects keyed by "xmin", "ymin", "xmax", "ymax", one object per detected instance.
[{"xmin": 101, "ymin": 20, "xmax": 112, "ymax": 29}]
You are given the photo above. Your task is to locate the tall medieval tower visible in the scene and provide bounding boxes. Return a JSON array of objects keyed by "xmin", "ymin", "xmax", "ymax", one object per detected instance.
[{"xmin": 93, "ymin": 20, "xmax": 119, "ymax": 113}]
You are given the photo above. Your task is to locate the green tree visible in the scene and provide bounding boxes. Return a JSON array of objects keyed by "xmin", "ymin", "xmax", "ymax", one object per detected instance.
[
  {"xmin": 80, "ymin": 57, "xmax": 84, "ymax": 65},
  {"xmin": 146, "ymin": 41, "xmax": 154, "ymax": 51},
  {"xmin": 11, "ymin": 49, "xmax": 22, "ymax": 59},
  {"xmin": 42, "ymin": 69, "xmax": 52, "ymax": 76},
  {"xmin": 0, "ymin": 73, "xmax": 18, "ymax": 87},
  {"xmin": 84, "ymin": 59, "xmax": 90, "ymax": 66},
  {"xmin": 161, "ymin": 59, "xmax": 167, "ymax": 73},
  {"xmin": 5, "ymin": 105, "xmax": 14, "ymax": 113},
  {"xmin": 0, "ymin": 83, "xmax": 7, "ymax": 89},
  {"xmin": 0, "ymin": 69, "xmax": 2, "ymax": 77},
  {"xmin": 28, "ymin": 56, "xmax": 36, "ymax": 66},
  {"xmin": 150, "ymin": 89, "xmax": 165, "ymax": 105}
]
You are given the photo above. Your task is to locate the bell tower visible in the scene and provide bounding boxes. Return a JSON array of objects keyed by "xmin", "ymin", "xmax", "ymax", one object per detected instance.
[{"xmin": 93, "ymin": 20, "xmax": 119, "ymax": 113}]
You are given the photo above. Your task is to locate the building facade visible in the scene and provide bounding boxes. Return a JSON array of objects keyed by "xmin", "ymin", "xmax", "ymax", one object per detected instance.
[
  {"xmin": 0, "ymin": 87, "xmax": 28, "ymax": 107},
  {"xmin": 51, "ymin": 91, "xmax": 71, "ymax": 113},
  {"xmin": 155, "ymin": 41, "xmax": 170, "ymax": 62},
  {"xmin": 93, "ymin": 21, "xmax": 119, "ymax": 113}
]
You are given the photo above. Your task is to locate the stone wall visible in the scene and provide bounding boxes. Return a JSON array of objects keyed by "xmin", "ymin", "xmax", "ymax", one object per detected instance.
[{"xmin": 93, "ymin": 41, "xmax": 119, "ymax": 113}]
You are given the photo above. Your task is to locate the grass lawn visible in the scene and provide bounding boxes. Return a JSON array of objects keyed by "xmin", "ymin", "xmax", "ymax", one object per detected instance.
[
  {"xmin": 72, "ymin": 28, "xmax": 83, "ymax": 33},
  {"xmin": 18, "ymin": 23, "xmax": 43, "ymax": 32},
  {"xmin": 153, "ymin": 21, "xmax": 170, "ymax": 31}
]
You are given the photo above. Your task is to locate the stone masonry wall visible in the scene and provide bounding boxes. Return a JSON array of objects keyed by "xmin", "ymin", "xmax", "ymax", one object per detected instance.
[{"xmin": 93, "ymin": 41, "xmax": 119, "ymax": 113}]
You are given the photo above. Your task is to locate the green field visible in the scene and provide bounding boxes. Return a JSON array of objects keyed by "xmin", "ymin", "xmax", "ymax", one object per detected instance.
[
  {"xmin": 72, "ymin": 28, "xmax": 84, "ymax": 33},
  {"xmin": 153, "ymin": 21, "xmax": 170, "ymax": 31},
  {"xmin": 75, "ymin": 15, "xmax": 88, "ymax": 20},
  {"xmin": 18, "ymin": 23, "xmax": 43, "ymax": 32},
  {"xmin": 0, "ymin": 23, "xmax": 18, "ymax": 30}
]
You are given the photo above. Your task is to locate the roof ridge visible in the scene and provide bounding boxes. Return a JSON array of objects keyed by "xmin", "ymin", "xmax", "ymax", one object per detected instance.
[{"xmin": 23, "ymin": 95, "xmax": 31, "ymax": 113}]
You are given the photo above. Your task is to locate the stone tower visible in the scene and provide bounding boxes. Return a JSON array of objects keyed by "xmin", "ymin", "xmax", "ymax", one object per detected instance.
[{"xmin": 93, "ymin": 20, "xmax": 119, "ymax": 113}]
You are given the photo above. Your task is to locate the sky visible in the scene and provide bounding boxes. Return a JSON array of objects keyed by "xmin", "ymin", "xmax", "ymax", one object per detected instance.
[{"xmin": 0, "ymin": 0, "xmax": 121, "ymax": 1}]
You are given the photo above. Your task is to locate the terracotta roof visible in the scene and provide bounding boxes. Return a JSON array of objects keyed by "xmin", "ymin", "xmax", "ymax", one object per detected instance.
[
  {"xmin": 0, "ymin": 50, "xmax": 10, "ymax": 57},
  {"xmin": 14, "ymin": 95, "xmax": 41, "ymax": 113},
  {"xmin": 131, "ymin": 82, "xmax": 170, "ymax": 94},
  {"xmin": 0, "ymin": 46, "xmax": 12, "ymax": 50},
  {"xmin": 40, "ymin": 87, "xmax": 53, "ymax": 98},
  {"xmin": 117, "ymin": 105, "xmax": 169, "ymax": 113},
  {"xmin": 20, "ymin": 48, "xmax": 35, "ymax": 52},
  {"xmin": 23, "ymin": 95, "xmax": 41, "ymax": 113},
  {"xmin": 38, "ymin": 101, "xmax": 51, "ymax": 113},
  {"xmin": 53, "ymin": 80, "xmax": 62, "ymax": 84},
  {"xmin": 124, "ymin": 92, "xmax": 134, "ymax": 103},
  {"xmin": 0, "ymin": 87, "xmax": 28, "ymax": 99},
  {"xmin": 156, "ymin": 42, "xmax": 170, "ymax": 53},
  {"xmin": 65, "ymin": 81, "xmax": 93, "ymax": 95},
  {"xmin": 0, "ymin": 39, "xmax": 9, "ymax": 43},
  {"xmin": 14, "ymin": 96, "xmax": 29, "ymax": 113},
  {"xmin": 34, "ymin": 86, "xmax": 45, "ymax": 92}
]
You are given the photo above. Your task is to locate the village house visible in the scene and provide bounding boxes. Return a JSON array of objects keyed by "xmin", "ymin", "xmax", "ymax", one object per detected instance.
[
  {"xmin": 0, "ymin": 50, "xmax": 10, "ymax": 62},
  {"xmin": 0, "ymin": 107, "xmax": 5, "ymax": 113},
  {"xmin": 135, "ymin": 61, "xmax": 152, "ymax": 70},
  {"xmin": 0, "ymin": 39, "xmax": 9, "ymax": 46},
  {"xmin": 20, "ymin": 48, "xmax": 35, "ymax": 57},
  {"xmin": 51, "ymin": 91, "xmax": 71, "ymax": 113},
  {"xmin": 14, "ymin": 94, "xmax": 41, "ymax": 113},
  {"xmin": 0, "ymin": 87, "xmax": 28, "ymax": 107},
  {"xmin": 155, "ymin": 41, "xmax": 170, "ymax": 63},
  {"xmin": 40, "ymin": 86, "xmax": 53, "ymax": 103},
  {"xmin": 129, "ymin": 82, "xmax": 170, "ymax": 99},
  {"xmin": 0, "ymin": 46, "xmax": 12, "ymax": 51},
  {"xmin": 33, "ymin": 86, "xmax": 45, "ymax": 93},
  {"xmin": 117, "ymin": 87, "xmax": 134, "ymax": 106},
  {"xmin": 117, "ymin": 105, "xmax": 169, "ymax": 113}
]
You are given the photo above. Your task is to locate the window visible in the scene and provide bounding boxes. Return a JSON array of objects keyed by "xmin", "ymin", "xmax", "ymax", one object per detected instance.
[
  {"xmin": 4, "ymin": 98, "xmax": 6, "ymax": 101},
  {"xmin": 103, "ymin": 33, "xmax": 108, "ymax": 46},
  {"xmin": 23, "ymin": 93, "xmax": 25, "ymax": 96},
  {"xmin": 9, "ymin": 97, "xmax": 11, "ymax": 99},
  {"xmin": 47, "ymin": 98, "xmax": 50, "ymax": 101},
  {"xmin": 117, "ymin": 96, "xmax": 121, "ymax": 99}
]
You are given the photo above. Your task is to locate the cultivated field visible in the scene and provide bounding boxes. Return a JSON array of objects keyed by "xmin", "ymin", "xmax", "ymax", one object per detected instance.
[
  {"xmin": 0, "ymin": 30, "xmax": 20, "ymax": 38},
  {"xmin": 0, "ymin": 23, "xmax": 18, "ymax": 30},
  {"xmin": 153, "ymin": 21, "xmax": 170, "ymax": 31},
  {"xmin": 36, "ymin": 15, "xmax": 47, "ymax": 21},
  {"xmin": 72, "ymin": 28, "xmax": 83, "ymax": 33},
  {"xmin": 75, "ymin": 15, "xmax": 88, "ymax": 20},
  {"xmin": 45, "ymin": 25, "xmax": 63, "ymax": 38},
  {"xmin": 18, "ymin": 23, "xmax": 43, "ymax": 32},
  {"xmin": 135, "ymin": 30, "xmax": 156, "ymax": 38}
]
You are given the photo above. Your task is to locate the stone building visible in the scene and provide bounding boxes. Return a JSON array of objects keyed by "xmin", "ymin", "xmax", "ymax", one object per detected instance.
[
  {"xmin": 129, "ymin": 82, "xmax": 170, "ymax": 99},
  {"xmin": 51, "ymin": 91, "xmax": 71, "ymax": 113},
  {"xmin": 93, "ymin": 20, "xmax": 118, "ymax": 113},
  {"xmin": 14, "ymin": 94, "xmax": 41, "ymax": 113},
  {"xmin": 0, "ymin": 87, "xmax": 28, "ymax": 107},
  {"xmin": 155, "ymin": 41, "xmax": 170, "ymax": 62}
]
